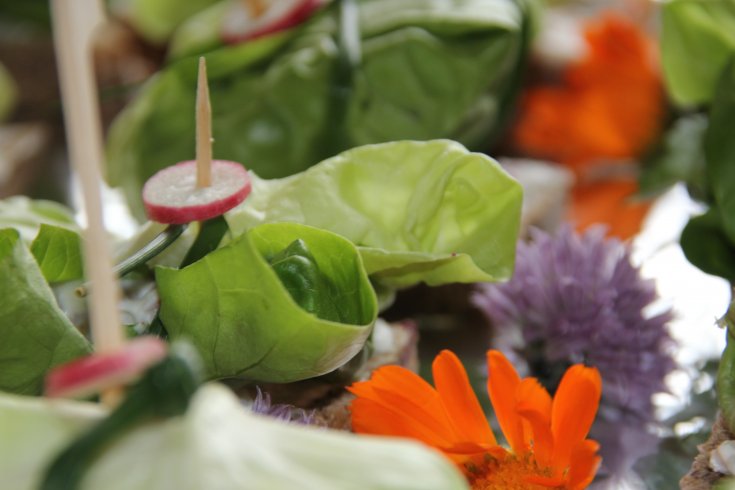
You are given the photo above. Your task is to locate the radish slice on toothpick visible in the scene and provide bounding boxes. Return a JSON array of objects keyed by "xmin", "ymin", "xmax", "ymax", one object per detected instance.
[
  {"xmin": 45, "ymin": 337, "xmax": 168, "ymax": 399},
  {"xmin": 142, "ymin": 160, "xmax": 251, "ymax": 224},
  {"xmin": 142, "ymin": 57, "xmax": 252, "ymax": 224},
  {"xmin": 222, "ymin": 0, "xmax": 325, "ymax": 44}
]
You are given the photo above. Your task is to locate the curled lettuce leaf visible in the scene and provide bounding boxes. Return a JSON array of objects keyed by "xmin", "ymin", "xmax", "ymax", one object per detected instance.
[
  {"xmin": 0, "ymin": 229, "xmax": 91, "ymax": 395},
  {"xmin": 226, "ymin": 140, "xmax": 522, "ymax": 287},
  {"xmin": 0, "ymin": 384, "xmax": 468, "ymax": 490},
  {"xmin": 107, "ymin": 0, "xmax": 529, "ymax": 218},
  {"xmin": 662, "ymin": 0, "xmax": 735, "ymax": 106},
  {"xmin": 156, "ymin": 222, "xmax": 377, "ymax": 382}
]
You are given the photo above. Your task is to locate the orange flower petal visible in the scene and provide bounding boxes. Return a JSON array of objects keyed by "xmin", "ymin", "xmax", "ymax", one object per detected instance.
[
  {"xmin": 350, "ymin": 397, "xmax": 453, "ymax": 449},
  {"xmin": 486, "ymin": 350, "xmax": 527, "ymax": 454},
  {"xmin": 348, "ymin": 365, "xmax": 457, "ymax": 445},
  {"xmin": 568, "ymin": 439, "xmax": 602, "ymax": 490},
  {"xmin": 516, "ymin": 378, "xmax": 554, "ymax": 469},
  {"xmin": 433, "ymin": 350, "xmax": 497, "ymax": 446},
  {"xmin": 550, "ymin": 365, "xmax": 602, "ymax": 470}
]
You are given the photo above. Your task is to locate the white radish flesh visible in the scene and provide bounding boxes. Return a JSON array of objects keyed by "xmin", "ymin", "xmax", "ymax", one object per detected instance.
[
  {"xmin": 45, "ymin": 336, "xmax": 168, "ymax": 399},
  {"xmin": 142, "ymin": 160, "xmax": 252, "ymax": 224}
]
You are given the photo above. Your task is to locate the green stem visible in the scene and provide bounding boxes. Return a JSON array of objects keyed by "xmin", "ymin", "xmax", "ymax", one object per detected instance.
[
  {"xmin": 76, "ymin": 224, "xmax": 187, "ymax": 297},
  {"xmin": 115, "ymin": 224, "xmax": 188, "ymax": 277}
]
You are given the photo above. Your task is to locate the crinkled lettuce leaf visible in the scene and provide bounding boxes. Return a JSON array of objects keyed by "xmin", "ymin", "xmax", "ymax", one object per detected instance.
[
  {"xmin": 0, "ymin": 384, "xmax": 468, "ymax": 490},
  {"xmin": 0, "ymin": 196, "xmax": 78, "ymax": 244},
  {"xmin": 31, "ymin": 224, "xmax": 84, "ymax": 283},
  {"xmin": 0, "ymin": 228, "xmax": 91, "ymax": 395},
  {"xmin": 157, "ymin": 222, "xmax": 377, "ymax": 382},
  {"xmin": 662, "ymin": 0, "xmax": 735, "ymax": 106},
  {"xmin": 107, "ymin": 0, "xmax": 529, "ymax": 218},
  {"xmin": 226, "ymin": 140, "xmax": 522, "ymax": 287}
]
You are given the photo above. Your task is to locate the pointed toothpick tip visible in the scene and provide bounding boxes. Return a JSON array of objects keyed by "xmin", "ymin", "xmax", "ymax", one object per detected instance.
[{"xmin": 196, "ymin": 56, "xmax": 212, "ymax": 188}]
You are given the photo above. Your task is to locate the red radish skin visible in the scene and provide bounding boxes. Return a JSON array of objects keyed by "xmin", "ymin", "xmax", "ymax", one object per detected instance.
[
  {"xmin": 222, "ymin": 0, "xmax": 325, "ymax": 45},
  {"xmin": 143, "ymin": 160, "xmax": 252, "ymax": 224},
  {"xmin": 45, "ymin": 337, "xmax": 168, "ymax": 399}
]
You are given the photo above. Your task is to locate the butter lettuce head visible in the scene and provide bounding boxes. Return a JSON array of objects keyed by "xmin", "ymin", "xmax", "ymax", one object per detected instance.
[
  {"xmin": 226, "ymin": 140, "xmax": 523, "ymax": 288},
  {"xmin": 662, "ymin": 0, "xmax": 735, "ymax": 106},
  {"xmin": 107, "ymin": 0, "xmax": 530, "ymax": 218},
  {"xmin": 157, "ymin": 222, "xmax": 378, "ymax": 382},
  {"xmin": 0, "ymin": 384, "xmax": 469, "ymax": 490}
]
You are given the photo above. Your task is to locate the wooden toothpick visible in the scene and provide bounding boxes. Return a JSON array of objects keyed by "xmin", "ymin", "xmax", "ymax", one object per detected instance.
[
  {"xmin": 51, "ymin": 0, "xmax": 125, "ymax": 407},
  {"xmin": 196, "ymin": 57, "xmax": 212, "ymax": 189}
]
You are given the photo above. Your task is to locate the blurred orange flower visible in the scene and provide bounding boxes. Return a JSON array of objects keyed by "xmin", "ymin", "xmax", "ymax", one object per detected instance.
[
  {"xmin": 512, "ymin": 13, "xmax": 663, "ymax": 239},
  {"xmin": 349, "ymin": 350, "xmax": 602, "ymax": 490}
]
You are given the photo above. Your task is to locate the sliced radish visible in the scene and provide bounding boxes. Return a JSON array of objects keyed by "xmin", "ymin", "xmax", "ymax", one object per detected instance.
[
  {"xmin": 142, "ymin": 160, "xmax": 252, "ymax": 224},
  {"xmin": 221, "ymin": 0, "xmax": 325, "ymax": 45},
  {"xmin": 45, "ymin": 336, "xmax": 168, "ymax": 399}
]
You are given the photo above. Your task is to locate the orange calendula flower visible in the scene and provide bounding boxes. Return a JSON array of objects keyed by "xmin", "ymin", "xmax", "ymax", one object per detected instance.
[
  {"xmin": 512, "ymin": 13, "xmax": 663, "ymax": 240},
  {"xmin": 513, "ymin": 13, "xmax": 663, "ymax": 173},
  {"xmin": 349, "ymin": 350, "xmax": 602, "ymax": 490}
]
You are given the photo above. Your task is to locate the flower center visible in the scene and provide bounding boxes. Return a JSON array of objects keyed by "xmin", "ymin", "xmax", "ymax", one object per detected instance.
[{"xmin": 465, "ymin": 453, "xmax": 558, "ymax": 490}]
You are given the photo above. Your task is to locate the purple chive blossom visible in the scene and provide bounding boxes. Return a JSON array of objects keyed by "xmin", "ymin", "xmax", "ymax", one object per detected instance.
[
  {"xmin": 472, "ymin": 225, "xmax": 675, "ymax": 481},
  {"xmin": 248, "ymin": 387, "xmax": 318, "ymax": 425}
]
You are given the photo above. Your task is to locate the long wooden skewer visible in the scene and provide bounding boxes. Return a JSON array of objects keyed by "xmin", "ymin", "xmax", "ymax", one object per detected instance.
[
  {"xmin": 196, "ymin": 57, "xmax": 212, "ymax": 189},
  {"xmin": 50, "ymin": 0, "xmax": 125, "ymax": 406}
]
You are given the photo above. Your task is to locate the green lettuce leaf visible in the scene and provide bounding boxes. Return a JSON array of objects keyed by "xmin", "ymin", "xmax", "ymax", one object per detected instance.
[
  {"xmin": 0, "ymin": 196, "xmax": 78, "ymax": 244},
  {"xmin": 31, "ymin": 224, "xmax": 84, "ymax": 283},
  {"xmin": 0, "ymin": 384, "xmax": 469, "ymax": 490},
  {"xmin": 157, "ymin": 222, "xmax": 377, "ymax": 382},
  {"xmin": 109, "ymin": 0, "xmax": 221, "ymax": 44},
  {"xmin": 0, "ymin": 228, "xmax": 92, "ymax": 395},
  {"xmin": 107, "ymin": 0, "xmax": 528, "ymax": 218},
  {"xmin": 661, "ymin": 0, "xmax": 735, "ymax": 106},
  {"xmin": 226, "ymin": 140, "xmax": 522, "ymax": 287}
]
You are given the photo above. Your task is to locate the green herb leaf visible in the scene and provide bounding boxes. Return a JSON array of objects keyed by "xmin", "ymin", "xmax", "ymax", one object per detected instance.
[
  {"xmin": 705, "ymin": 58, "xmax": 735, "ymax": 243},
  {"xmin": 226, "ymin": 140, "xmax": 522, "ymax": 288},
  {"xmin": 0, "ymin": 228, "xmax": 91, "ymax": 395},
  {"xmin": 662, "ymin": 0, "xmax": 735, "ymax": 106},
  {"xmin": 30, "ymin": 224, "xmax": 84, "ymax": 283},
  {"xmin": 156, "ymin": 222, "xmax": 377, "ymax": 382},
  {"xmin": 680, "ymin": 208, "xmax": 735, "ymax": 283},
  {"xmin": 268, "ymin": 239, "xmax": 343, "ymax": 323}
]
